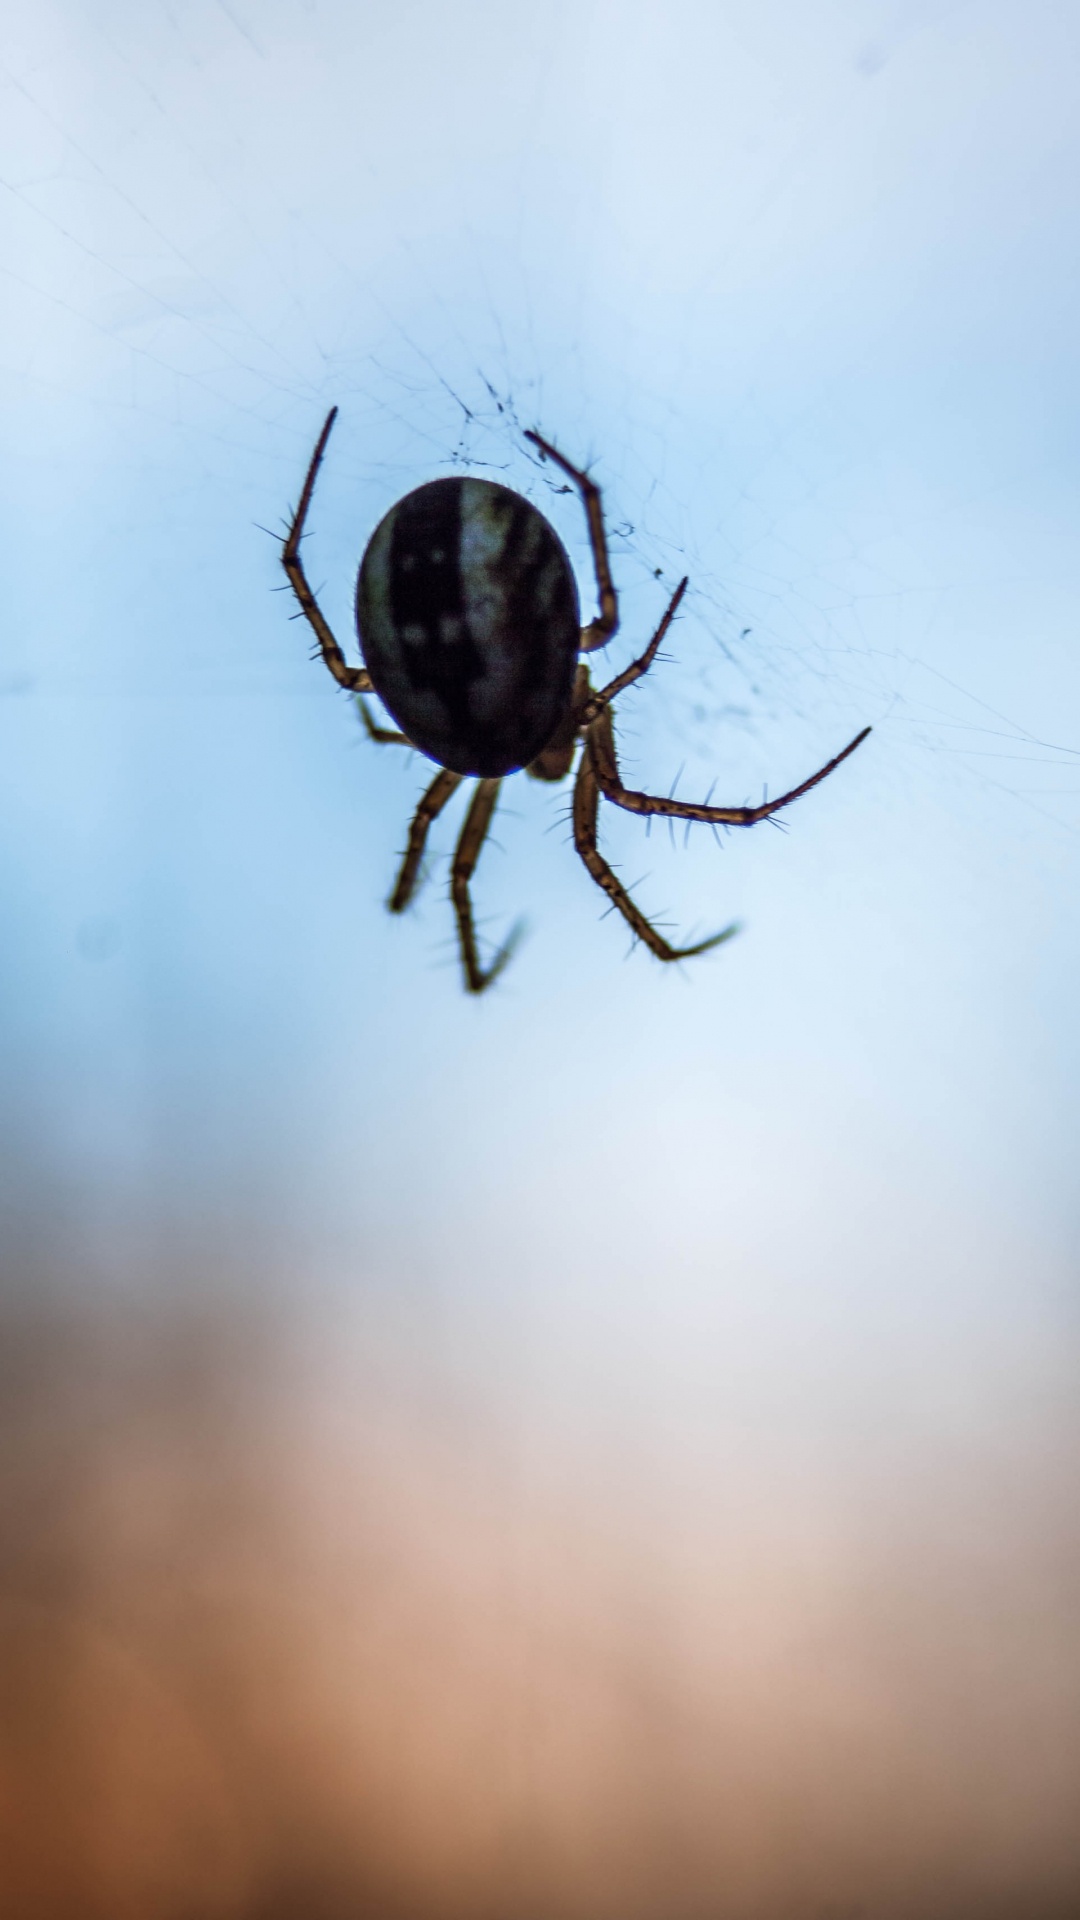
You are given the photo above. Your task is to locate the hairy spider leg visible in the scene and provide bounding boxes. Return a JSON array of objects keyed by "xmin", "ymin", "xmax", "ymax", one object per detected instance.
[
  {"xmin": 573, "ymin": 723, "xmax": 739, "ymax": 963},
  {"xmin": 450, "ymin": 779, "xmax": 525, "ymax": 993},
  {"xmin": 582, "ymin": 577, "xmax": 689, "ymax": 723},
  {"xmin": 355, "ymin": 695, "xmax": 409, "ymax": 746},
  {"xmin": 282, "ymin": 408, "xmax": 373, "ymax": 694},
  {"xmin": 524, "ymin": 430, "xmax": 619, "ymax": 652},
  {"xmin": 589, "ymin": 707, "xmax": 872, "ymax": 826},
  {"xmin": 389, "ymin": 767, "xmax": 464, "ymax": 913}
]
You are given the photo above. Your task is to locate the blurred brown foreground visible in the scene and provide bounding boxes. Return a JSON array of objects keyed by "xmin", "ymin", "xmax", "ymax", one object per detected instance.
[{"xmin": 1, "ymin": 1271, "xmax": 1078, "ymax": 1920}]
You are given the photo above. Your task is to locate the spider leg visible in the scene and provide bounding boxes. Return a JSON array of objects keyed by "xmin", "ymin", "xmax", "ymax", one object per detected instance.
[
  {"xmin": 581, "ymin": 577, "xmax": 689, "ymax": 722},
  {"xmin": 450, "ymin": 779, "xmax": 525, "ymax": 993},
  {"xmin": 281, "ymin": 408, "xmax": 373, "ymax": 694},
  {"xmin": 573, "ymin": 734, "xmax": 739, "ymax": 963},
  {"xmin": 356, "ymin": 695, "xmax": 410, "ymax": 746},
  {"xmin": 588, "ymin": 705, "xmax": 872, "ymax": 827},
  {"xmin": 524, "ymin": 430, "xmax": 618, "ymax": 652},
  {"xmin": 389, "ymin": 768, "xmax": 464, "ymax": 913}
]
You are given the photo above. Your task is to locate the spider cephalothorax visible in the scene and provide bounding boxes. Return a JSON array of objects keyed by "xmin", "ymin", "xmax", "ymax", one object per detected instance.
[{"xmin": 282, "ymin": 409, "xmax": 870, "ymax": 992}]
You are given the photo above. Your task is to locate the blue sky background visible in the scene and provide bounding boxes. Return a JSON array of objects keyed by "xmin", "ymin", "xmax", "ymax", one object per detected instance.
[{"xmin": 2, "ymin": 3, "xmax": 1079, "ymax": 1913}]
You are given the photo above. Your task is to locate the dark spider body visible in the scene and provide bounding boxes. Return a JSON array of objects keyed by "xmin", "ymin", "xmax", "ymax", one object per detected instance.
[
  {"xmin": 358, "ymin": 476, "xmax": 580, "ymax": 777},
  {"xmin": 281, "ymin": 408, "xmax": 870, "ymax": 993}
]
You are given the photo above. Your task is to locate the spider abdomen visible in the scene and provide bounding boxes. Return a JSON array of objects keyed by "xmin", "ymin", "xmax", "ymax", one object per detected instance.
[{"xmin": 356, "ymin": 476, "xmax": 580, "ymax": 777}]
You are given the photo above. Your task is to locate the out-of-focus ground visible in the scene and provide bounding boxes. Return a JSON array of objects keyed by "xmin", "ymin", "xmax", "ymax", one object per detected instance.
[{"xmin": 2, "ymin": 1246, "xmax": 1078, "ymax": 1920}]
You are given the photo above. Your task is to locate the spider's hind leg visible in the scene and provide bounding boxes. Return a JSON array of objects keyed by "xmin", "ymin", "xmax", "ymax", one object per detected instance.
[
  {"xmin": 572, "ymin": 735, "xmax": 739, "ymax": 964},
  {"xmin": 451, "ymin": 779, "xmax": 525, "ymax": 993},
  {"xmin": 582, "ymin": 577, "xmax": 688, "ymax": 722},
  {"xmin": 524, "ymin": 430, "xmax": 618, "ymax": 651},
  {"xmin": 281, "ymin": 408, "xmax": 373, "ymax": 694}
]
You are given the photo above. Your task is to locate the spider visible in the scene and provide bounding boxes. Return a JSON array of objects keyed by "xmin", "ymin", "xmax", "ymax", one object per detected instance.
[{"xmin": 281, "ymin": 408, "xmax": 870, "ymax": 993}]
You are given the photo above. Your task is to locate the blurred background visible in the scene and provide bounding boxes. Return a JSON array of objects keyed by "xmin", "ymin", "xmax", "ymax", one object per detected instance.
[{"xmin": 2, "ymin": 2, "xmax": 1079, "ymax": 1914}]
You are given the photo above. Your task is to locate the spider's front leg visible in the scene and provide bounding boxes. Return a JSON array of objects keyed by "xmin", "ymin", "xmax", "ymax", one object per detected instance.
[
  {"xmin": 281, "ymin": 408, "xmax": 373, "ymax": 694},
  {"xmin": 572, "ymin": 731, "xmax": 739, "ymax": 964},
  {"xmin": 450, "ymin": 780, "xmax": 525, "ymax": 993},
  {"xmin": 389, "ymin": 768, "xmax": 463, "ymax": 913},
  {"xmin": 589, "ymin": 705, "xmax": 872, "ymax": 827},
  {"xmin": 355, "ymin": 695, "xmax": 409, "ymax": 746},
  {"xmin": 524, "ymin": 430, "xmax": 618, "ymax": 652}
]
